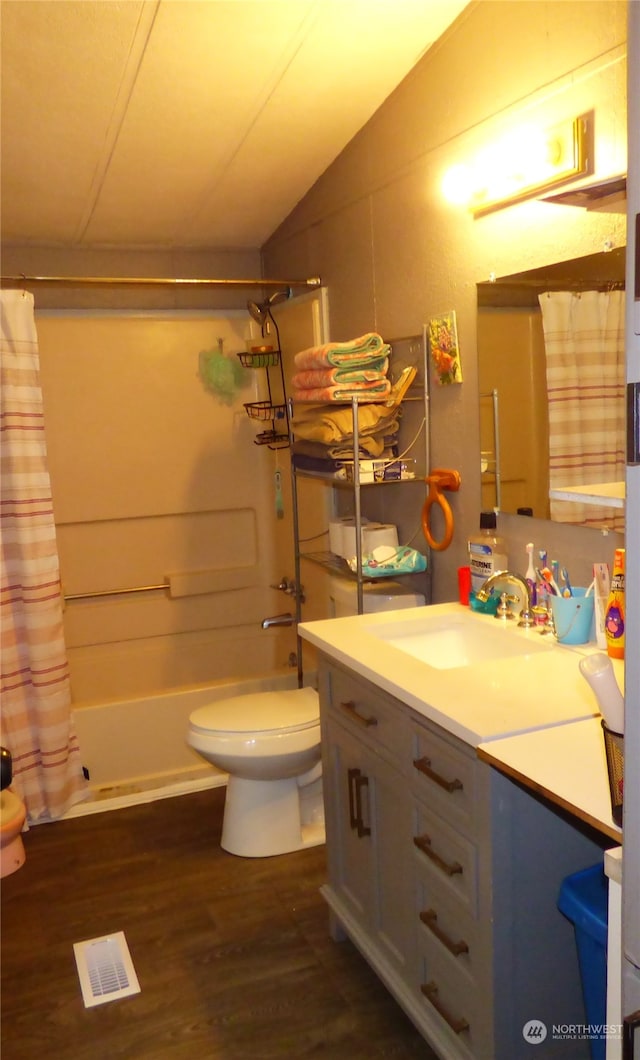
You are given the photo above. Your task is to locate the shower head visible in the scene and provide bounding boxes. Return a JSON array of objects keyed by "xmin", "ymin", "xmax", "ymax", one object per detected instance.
[{"xmin": 247, "ymin": 288, "xmax": 291, "ymax": 327}]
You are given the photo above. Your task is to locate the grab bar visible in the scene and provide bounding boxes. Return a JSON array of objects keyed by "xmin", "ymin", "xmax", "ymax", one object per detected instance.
[
  {"xmin": 63, "ymin": 564, "xmax": 260, "ymax": 602},
  {"xmin": 64, "ymin": 583, "xmax": 168, "ymax": 601}
]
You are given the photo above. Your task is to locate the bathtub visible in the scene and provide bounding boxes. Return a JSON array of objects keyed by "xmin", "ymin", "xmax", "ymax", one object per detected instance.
[{"xmin": 65, "ymin": 671, "xmax": 310, "ymax": 818}]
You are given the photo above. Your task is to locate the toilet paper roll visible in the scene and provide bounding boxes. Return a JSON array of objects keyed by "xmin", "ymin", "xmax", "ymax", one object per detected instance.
[
  {"xmin": 362, "ymin": 524, "xmax": 399, "ymax": 553},
  {"xmin": 342, "ymin": 519, "xmax": 375, "ymax": 560},
  {"xmin": 342, "ymin": 522, "xmax": 399, "ymax": 560}
]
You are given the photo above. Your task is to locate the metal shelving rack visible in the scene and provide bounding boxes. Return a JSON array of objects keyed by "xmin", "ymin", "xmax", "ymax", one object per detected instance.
[{"xmin": 289, "ymin": 330, "xmax": 432, "ymax": 684}]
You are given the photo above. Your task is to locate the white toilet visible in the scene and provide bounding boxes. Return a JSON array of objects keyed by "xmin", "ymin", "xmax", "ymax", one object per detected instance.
[
  {"xmin": 187, "ymin": 686, "xmax": 323, "ymax": 858},
  {"xmin": 186, "ymin": 580, "xmax": 424, "ymax": 859}
]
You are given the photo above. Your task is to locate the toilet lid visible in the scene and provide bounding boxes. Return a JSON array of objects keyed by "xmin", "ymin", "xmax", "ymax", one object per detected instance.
[{"xmin": 189, "ymin": 686, "xmax": 319, "ymax": 735}]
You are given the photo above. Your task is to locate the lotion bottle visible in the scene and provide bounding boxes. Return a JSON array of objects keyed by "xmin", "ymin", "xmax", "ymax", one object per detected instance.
[{"xmin": 468, "ymin": 511, "xmax": 508, "ymax": 596}]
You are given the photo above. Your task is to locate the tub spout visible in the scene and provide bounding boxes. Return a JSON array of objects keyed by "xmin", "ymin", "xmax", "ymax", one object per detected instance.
[{"xmin": 261, "ymin": 612, "xmax": 294, "ymax": 630}]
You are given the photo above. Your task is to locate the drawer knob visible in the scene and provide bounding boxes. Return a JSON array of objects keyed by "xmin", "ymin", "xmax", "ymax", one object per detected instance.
[
  {"xmin": 413, "ymin": 756, "xmax": 463, "ymax": 793},
  {"xmin": 413, "ymin": 833, "xmax": 463, "ymax": 877},
  {"xmin": 420, "ymin": 908, "xmax": 469, "ymax": 957},
  {"xmin": 421, "ymin": 980, "xmax": 470, "ymax": 1035},
  {"xmin": 340, "ymin": 699, "xmax": 378, "ymax": 728}
]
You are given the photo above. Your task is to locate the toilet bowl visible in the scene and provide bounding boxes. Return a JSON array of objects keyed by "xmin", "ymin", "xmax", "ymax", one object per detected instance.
[
  {"xmin": 186, "ymin": 686, "xmax": 324, "ymax": 858},
  {"xmin": 0, "ymin": 789, "xmax": 27, "ymax": 879}
]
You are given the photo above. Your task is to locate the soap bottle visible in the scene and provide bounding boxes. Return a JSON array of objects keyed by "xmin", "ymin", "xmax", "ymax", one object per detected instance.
[
  {"xmin": 468, "ymin": 511, "xmax": 508, "ymax": 596},
  {"xmin": 605, "ymin": 548, "xmax": 625, "ymax": 660}
]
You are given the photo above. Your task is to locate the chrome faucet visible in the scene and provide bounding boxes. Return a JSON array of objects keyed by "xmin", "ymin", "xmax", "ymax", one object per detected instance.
[
  {"xmin": 261, "ymin": 612, "xmax": 294, "ymax": 630},
  {"xmin": 475, "ymin": 570, "xmax": 535, "ymax": 628}
]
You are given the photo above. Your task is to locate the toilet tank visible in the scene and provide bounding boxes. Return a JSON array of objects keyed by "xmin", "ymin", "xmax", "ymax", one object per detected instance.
[{"xmin": 329, "ymin": 577, "xmax": 425, "ymax": 617}]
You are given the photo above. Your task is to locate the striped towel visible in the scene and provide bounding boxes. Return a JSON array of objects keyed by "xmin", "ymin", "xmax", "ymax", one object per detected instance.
[
  {"xmin": 291, "ymin": 361, "xmax": 388, "ymax": 390},
  {"xmin": 293, "ymin": 332, "xmax": 391, "ymax": 370},
  {"xmin": 292, "ymin": 378, "xmax": 392, "ymax": 403}
]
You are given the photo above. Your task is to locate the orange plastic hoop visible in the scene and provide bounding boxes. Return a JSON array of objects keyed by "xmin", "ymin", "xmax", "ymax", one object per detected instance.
[{"xmin": 421, "ymin": 469, "xmax": 461, "ymax": 552}]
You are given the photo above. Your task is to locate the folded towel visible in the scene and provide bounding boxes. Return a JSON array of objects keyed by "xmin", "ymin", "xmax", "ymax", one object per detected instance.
[
  {"xmin": 292, "ymin": 378, "xmax": 392, "ymax": 403},
  {"xmin": 293, "ymin": 434, "xmax": 399, "ymax": 460},
  {"xmin": 291, "ymin": 360, "xmax": 388, "ymax": 390},
  {"xmin": 294, "ymin": 332, "xmax": 391, "ymax": 370},
  {"xmin": 292, "ymin": 402, "xmax": 400, "ymax": 445}
]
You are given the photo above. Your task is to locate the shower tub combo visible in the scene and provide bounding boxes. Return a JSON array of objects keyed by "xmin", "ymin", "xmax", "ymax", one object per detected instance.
[{"xmin": 65, "ymin": 671, "xmax": 308, "ymax": 819}]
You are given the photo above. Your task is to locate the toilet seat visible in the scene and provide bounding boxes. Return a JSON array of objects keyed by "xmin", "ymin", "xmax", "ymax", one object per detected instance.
[{"xmin": 189, "ymin": 686, "xmax": 319, "ymax": 737}]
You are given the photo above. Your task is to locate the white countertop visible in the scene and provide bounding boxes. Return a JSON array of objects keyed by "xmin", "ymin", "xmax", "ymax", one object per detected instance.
[
  {"xmin": 299, "ymin": 601, "xmax": 621, "ymax": 746},
  {"xmin": 477, "ymin": 717, "xmax": 622, "ymax": 842}
]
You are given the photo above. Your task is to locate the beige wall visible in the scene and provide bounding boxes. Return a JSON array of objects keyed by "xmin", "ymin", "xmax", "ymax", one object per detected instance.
[
  {"xmin": 37, "ymin": 311, "xmax": 298, "ymax": 704},
  {"xmin": 263, "ymin": 0, "xmax": 628, "ymax": 601}
]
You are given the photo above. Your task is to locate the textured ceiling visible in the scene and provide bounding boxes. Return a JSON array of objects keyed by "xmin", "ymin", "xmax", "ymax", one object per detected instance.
[{"xmin": 0, "ymin": 0, "xmax": 468, "ymax": 251}]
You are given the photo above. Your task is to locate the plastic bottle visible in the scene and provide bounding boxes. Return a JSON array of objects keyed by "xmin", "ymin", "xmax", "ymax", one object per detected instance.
[
  {"xmin": 579, "ymin": 654, "xmax": 625, "ymax": 733},
  {"xmin": 605, "ymin": 548, "xmax": 625, "ymax": 660},
  {"xmin": 468, "ymin": 511, "xmax": 508, "ymax": 596}
]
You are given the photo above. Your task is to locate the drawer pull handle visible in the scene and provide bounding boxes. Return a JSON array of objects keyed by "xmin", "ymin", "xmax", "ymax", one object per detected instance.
[
  {"xmin": 354, "ymin": 772, "xmax": 371, "ymax": 837},
  {"xmin": 340, "ymin": 699, "xmax": 378, "ymax": 728},
  {"xmin": 421, "ymin": 980, "xmax": 469, "ymax": 1035},
  {"xmin": 420, "ymin": 908, "xmax": 469, "ymax": 957},
  {"xmin": 347, "ymin": 768, "xmax": 371, "ymax": 837},
  {"xmin": 347, "ymin": 767, "xmax": 360, "ymax": 830},
  {"xmin": 413, "ymin": 756, "xmax": 463, "ymax": 793},
  {"xmin": 413, "ymin": 834, "xmax": 463, "ymax": 876}
]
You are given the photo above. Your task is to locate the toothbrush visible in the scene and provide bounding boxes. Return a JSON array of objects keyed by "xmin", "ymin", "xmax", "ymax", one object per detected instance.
[
  {"xmin": 531, "ymin": 568, "xmax": 559, "ymax": 593},
  {"xmin": 560, "ymin": 566, "xmax": 573, "ymax": 597},
  {"xmin": 551, "ymin": 559, "xmax": 560, "ymax": 588},
  {"xmin": 545, "ymin": 567, "xmax": 562, "ymax": 596},
  {"xmin": 525, "ymin": 542, "xmax": 537, "ymax": 606}
]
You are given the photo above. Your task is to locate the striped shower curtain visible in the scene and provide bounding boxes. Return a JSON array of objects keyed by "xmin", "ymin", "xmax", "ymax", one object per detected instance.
[
  {"xmin": 0, "ymin": 290, "xmax": 87, "ymax": 821},
  {"xmin": 538, "ymin": 289, "xmax": 625, "ymax": 531}
]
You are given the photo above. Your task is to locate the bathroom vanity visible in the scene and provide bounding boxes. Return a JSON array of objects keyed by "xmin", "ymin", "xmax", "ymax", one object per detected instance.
[{"xmin": 300, "ymin": 604, "xmax": 621, "ymax": 1060}]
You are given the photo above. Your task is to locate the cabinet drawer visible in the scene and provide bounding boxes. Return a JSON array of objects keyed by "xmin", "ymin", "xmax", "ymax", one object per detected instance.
[
  {"xmin": 416, "ymin": 934, "xmax": 491, "ymax": 1060},
  {"xmin": 410, "ymin": 719, "xmax": 479, "ymax": 833},
  {"xmin": 326, "ymin": 663, "xmax": 405, "ymax": 765},
  {"xmin": 413, "ymin": 859, "xmax": 485, "ymax": 985},
  {"xmin": 412, "ymin": 801, "xmax": 479, "ymax": 915}
]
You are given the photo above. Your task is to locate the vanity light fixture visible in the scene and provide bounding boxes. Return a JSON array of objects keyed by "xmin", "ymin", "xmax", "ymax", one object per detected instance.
[{"xmin": 443, "ymin": 115, "xmax": 590, "ymax": 218}]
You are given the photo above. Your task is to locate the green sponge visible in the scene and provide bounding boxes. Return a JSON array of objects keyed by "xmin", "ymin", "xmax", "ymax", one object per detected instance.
[{"xmin": 198, "ymin": 340, "xmax": 245, "ymax": 405}]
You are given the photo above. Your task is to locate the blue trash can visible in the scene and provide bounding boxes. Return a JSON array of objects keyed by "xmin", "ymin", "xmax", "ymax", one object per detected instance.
[{"xmin": 558, "ymin": 863, "xmax": 608, "ymax": 1060}]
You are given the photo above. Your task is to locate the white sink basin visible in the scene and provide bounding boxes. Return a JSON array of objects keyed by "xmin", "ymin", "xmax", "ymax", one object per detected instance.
[{"xmin": 371, "ymin": 613, "xmax": 553, "ymax": 669}]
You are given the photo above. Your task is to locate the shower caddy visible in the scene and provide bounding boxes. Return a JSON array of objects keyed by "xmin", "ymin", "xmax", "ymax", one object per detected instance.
[
  {"xmin": 288, "ymin": 331, "xmax": 433, "ymax": 680},
  {"xmin": 238, "ymin": 344, "xmax": 290, "ymax": 449}
]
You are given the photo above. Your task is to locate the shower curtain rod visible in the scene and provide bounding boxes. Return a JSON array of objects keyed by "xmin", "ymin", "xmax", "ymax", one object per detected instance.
[{"xmin": 0, "ymin": 274, "xmax": 322, "ymax": 290}]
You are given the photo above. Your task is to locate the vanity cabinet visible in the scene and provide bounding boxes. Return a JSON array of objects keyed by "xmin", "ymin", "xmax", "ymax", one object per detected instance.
[
  {"xmin": 318, "ymin": 654, "xmax": 608, "ymax": 1060},
  {"xmin": 322, "ymin": 662, "xmax": 413, "ymax": 978}
]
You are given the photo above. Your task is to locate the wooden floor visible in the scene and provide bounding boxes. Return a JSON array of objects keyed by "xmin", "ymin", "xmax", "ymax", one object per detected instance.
[{"xmin": 1, "ymin": 788, "xmax": 436, "ymax": 1059}]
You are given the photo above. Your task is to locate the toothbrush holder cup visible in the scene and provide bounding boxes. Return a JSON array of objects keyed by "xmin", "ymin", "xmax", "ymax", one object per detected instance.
[{"xmin": 550, "ymin": 588, "xmax": 595, "ymax": 645}]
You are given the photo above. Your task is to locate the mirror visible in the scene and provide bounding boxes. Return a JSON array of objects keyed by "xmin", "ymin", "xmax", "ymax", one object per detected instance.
[{"xmin": 477, "ymin": 247, "xmax": 626, "ymax": 530}]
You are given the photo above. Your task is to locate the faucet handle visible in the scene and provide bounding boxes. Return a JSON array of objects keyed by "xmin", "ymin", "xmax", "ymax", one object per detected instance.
[
  {"xmin": 270, "ymin": 576, "xmax": 290, "ymax": 592},
  {"xmin": 495, "ymin": 592, "xmax": 518, "ymax": 620}
]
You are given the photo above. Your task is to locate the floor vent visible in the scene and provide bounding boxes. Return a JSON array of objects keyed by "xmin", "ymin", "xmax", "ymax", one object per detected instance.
[{"xmin": 73, "ymin": 931, "xmax": 140, "ymax": 1008}]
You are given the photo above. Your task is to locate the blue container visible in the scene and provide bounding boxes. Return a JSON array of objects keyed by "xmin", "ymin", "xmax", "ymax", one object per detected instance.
[{"xmin": 558, "ymin": 864, "xmax": 608, "ymax": 1060}]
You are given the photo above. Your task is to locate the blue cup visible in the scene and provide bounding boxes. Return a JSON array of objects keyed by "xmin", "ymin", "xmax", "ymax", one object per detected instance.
[{"xmin": 550, "ymin": 587, "xmax": 594, "ymax": 645}]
